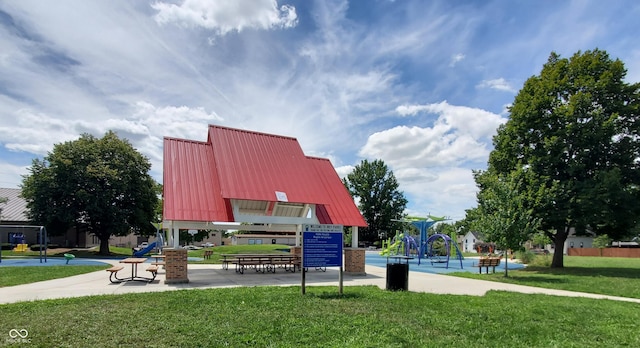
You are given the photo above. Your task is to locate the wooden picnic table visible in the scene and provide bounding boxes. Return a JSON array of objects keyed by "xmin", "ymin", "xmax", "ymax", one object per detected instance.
[
  {"xmin": 150, "ymin": 254, "xmax": 166, "ymax": 266},
  {"xmin": 221, "ymin": 254, "xmax": 300, "ymax": 274},
  {"xmin": 106, "ymin": 257, "xmax": 157, "ymax": 283}
]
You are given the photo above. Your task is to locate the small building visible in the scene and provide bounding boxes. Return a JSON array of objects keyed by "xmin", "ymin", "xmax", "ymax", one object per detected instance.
[
  {"xmin": 563, "ymin": 229, "xmax": 595, "ymax": 254},
  {"xmin": 462, "ymin": 231, "xmax": 483, "ymax": 253}
]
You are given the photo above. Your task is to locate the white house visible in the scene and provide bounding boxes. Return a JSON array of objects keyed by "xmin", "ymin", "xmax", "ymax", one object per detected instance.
[{"xmin": 462, "ymin": 231, "xmax": 483, "ymax": 253}]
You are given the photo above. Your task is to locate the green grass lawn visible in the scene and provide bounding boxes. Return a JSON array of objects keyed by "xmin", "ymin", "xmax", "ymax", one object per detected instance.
[
  {"xmin": 451, "ymin": 255, "xmax": 640, "ymax": 299},
  {"xmin": 0, "ymin": 265, "xmax": 108, "ymax": 287},
  {"xmin": 0, "ymin": 286, "xmax": 638, "ymax": 347}
]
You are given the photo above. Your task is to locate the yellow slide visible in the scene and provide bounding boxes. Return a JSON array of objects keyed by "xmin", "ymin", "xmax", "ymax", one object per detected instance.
[{"xmin": 13, "ymin": 244, "xmax": 28, "ymax": 252}]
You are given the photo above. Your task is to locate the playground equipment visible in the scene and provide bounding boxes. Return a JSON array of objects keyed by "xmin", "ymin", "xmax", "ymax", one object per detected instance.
[
  {"xmin": 132, "ymin": 224, "xmax": 165, "ymax": 257},
  {"xmin": 64, "ymin": 253, "xmax": 75, "ymax": 264},
  {"xmin": 382, "ymin": 215, "xmax": 464, "ymax": 269},
  {"xmin": 380, "ymin": 231, "xmax": 419, "ymax": 257},
  {"xmin": 0, "ymin": 225, "xmax": 48, "ymax": 264},
  {"xmin": 133, "ymin": 241, "xmax": 157, "ymax": 257},
  {"xmin": 422, "ymin": 233, "xmax": 464, "ymax": 269},
  {"xmin": 8, "ymin": 233, "xmax": 28, "ymax": 251}
]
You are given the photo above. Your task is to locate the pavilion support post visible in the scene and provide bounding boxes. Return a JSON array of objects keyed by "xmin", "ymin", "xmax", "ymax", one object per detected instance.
[
  {"xmin": 172, "ymin": 227, "xmax": 180, "ymax": 248},
  {"xmin": 295, "ymin": 224, "xmax": 302, "ymax": 246},
  {"xmin": 344, "ymin": 226, "xmax": 365, "ymax": 275},
  {"xmin": 351, "ymin": 226, "xmax": 358, "ymax": 248}
]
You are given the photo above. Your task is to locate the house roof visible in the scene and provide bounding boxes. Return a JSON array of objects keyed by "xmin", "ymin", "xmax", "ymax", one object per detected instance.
[
  {"xmin": 163, "ymin": 125, "xmax": 367, "ymax": 227},
  {"xmin": 0, "ymin": 188, "xmax": 29, "ymax": 223}
]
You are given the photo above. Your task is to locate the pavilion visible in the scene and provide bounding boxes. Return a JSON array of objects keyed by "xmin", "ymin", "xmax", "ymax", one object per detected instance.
[{"xmin": 162, "ymin": 125, "xmax": 368, "ymax": 273}]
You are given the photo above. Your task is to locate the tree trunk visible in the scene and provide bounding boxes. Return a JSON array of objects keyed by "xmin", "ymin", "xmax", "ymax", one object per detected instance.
[
  {"xmin": 504, "ymin": 254, "xmax": 509, "ymax": 277},
  {"xmin": 99, "ymin": 231, "xmax": 111, "ymax": 255},
  {"xmin": 551, "ymin": 226, "xmax": 568, "ymax": 268}
]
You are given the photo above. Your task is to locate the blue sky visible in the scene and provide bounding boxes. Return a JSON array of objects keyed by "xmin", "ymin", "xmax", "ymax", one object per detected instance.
[{"xmin": 0, "ymin": 0, "xmax": 639, "ymax": 221}]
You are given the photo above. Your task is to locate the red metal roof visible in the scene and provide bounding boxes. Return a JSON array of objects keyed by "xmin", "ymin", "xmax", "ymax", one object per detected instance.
[
  {"xmin": 163, "ymin": 137, "xmax": 233, "ymax": 222},
  {"xmin": 208, "ymin": 126, "xmax": 327, "ymax": 204},
  {"xmin": 307, "ymin": 157, "xmax": 367, "ymax": 227},
  {"xmin": 163, "ymin": 125, "xmax": 367, "ymax": 227}
]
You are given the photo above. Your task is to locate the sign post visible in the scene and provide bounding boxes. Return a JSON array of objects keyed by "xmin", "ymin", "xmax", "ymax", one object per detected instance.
[{"xmin": 301, "ymin": 224, "xmax": 343, "ymax": 295}]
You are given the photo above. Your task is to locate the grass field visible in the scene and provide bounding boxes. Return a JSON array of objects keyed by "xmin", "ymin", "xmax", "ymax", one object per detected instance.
[
  {"xmin": 1, "ymin": 286, "xmax": 638, "ymax": 347},
  {"xmin": 451, "ymin": 255, "xmax": 640, "ymax": 299},
  {"xmin": 0, "ymin": 265, "xmax": 109, "ymax": 287},
  {"xmin": 2, "ymin": 249, "xmax": 640, "ymax": 346}
]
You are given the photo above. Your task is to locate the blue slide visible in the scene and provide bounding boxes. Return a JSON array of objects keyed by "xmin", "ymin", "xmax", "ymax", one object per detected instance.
[{"xmin": 133, "ymin": 242, "xmax": 157, "ymax": 257}]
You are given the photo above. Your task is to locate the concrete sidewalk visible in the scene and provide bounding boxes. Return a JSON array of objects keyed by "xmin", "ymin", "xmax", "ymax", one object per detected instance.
[{"xmin": 1, "ymin": 261, "xmax": 640, "ymax": 304}]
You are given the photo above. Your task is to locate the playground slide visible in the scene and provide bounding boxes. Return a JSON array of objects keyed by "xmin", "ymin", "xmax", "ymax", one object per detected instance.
[{"xmin": 133, "ymin": 242, "xmax": 157, "ymax": 257}]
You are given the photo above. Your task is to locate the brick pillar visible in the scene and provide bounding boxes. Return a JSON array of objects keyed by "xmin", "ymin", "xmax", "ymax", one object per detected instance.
[
  {"xmin": 164, "ymin": 248, "xmax": 189, "ymax": 284},
  {"xmin": 344, "ymin": 248, "xmax": 366, "ymax": 275}
]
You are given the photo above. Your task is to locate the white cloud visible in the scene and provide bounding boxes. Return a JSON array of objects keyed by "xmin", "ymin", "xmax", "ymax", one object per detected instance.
[
  {"xmin": 0, "ymin": 161, "xmax": 28, "ymax": 188},
  {"xmin": 359, "ymin": 101, "xmax": 506, "ymax": 220},
  {"xmin": 394, "ymin": 101, "xmax": 506, "ymax": 140},
  {"xmin": 152, "ymin": 0, "xmax": 298, "ymax": 35},
  {"xmin": 401, "ymin": 167, "xmax": 478, "ymax": 220},
  {"xmin": 449, "ymin": 53, "xmax": 465, "ymax": 67},
  {"xmin": 334, "ymin": 165, "xmax": 354, "ymax": 179},
  {"xmin": 477, "ymin": 78, "xmax": 516, "ymax": 93}
]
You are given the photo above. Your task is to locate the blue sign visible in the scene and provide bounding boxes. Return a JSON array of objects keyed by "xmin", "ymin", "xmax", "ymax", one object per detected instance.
[{"xmin": 302, "ymin": 224, "xmax": 343, "ymax": 268}]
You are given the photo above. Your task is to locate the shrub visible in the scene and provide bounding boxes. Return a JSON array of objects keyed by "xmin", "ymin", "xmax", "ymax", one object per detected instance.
[
  {"xmin": 516, "ymin": 250, "xmax": 536, "ymax": 264},
  {"xmin": 1, "ymin": 243, "xmax": 13, "ymax": 250},
  {"xmin": 528, "ymin": 254, "xmax": 552, "ymax": 267}
]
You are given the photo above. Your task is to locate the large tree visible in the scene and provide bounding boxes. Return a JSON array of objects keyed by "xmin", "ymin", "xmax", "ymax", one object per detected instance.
[
  {"xmin": 488, "ymin": 49, "xmax": 640, "ymax": 267},
  {"xmin": 343, "ymin": 159, "xmax": 408, "ymax": 243},
  {"xmin": 21, "ymin": 131, "xmax": 158, "ymax": 255},
  {"xmin": 471, "ymin": 169, "xmax": 541, "ymax": 275}
]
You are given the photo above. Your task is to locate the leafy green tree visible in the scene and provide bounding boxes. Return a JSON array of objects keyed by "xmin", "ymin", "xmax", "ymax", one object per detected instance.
[
  {"xmin": 532, "ymin": 232, "xmax": 552, "ymax": 249},
  {"xmin": 488, "ymin": 49, "xmax": 640, "ymax": 267},
  {"xmin": 432, "ymin": 222, "xmax": 455, "ymax": 236},
  {"xmin": 592, "ymin": 234, "xmax": 611, "ymax": 249},
  {"xmin": 21, "ymin": 131, "xmax": 158, "ymax": 255},
  {"xmin": 343, "ymin": 159, "xmax": 408, "ymax": 243},
  {"xmin": 179, "ymin": 229, "xmax": 213, "ymax": 245},
  {"xmin": 471, "ymin": 169, "xmax": 541, "ymax": 276}
]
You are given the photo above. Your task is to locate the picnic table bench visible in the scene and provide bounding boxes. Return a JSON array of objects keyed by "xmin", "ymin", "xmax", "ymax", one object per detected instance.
[
  {"xmin": 106, "ymin": 265, "xmax": 125, "ymax": 283},
  {"xmin": 474, "ymin": 257, "xmax": 501, "ymax": 274},
  {"xmin": 221, "ymin": 254, "xmax": 300, "ymax": 274}
]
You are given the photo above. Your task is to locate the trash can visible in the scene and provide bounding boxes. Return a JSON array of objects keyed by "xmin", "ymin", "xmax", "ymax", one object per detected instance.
[{"xmin": 386, "ymin": 256, "xmax": 412, "ymax": 291}]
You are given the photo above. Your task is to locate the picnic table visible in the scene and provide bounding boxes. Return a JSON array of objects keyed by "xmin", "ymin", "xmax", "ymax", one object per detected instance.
[
  {"xmin": 221, "ymin": 254, "xmax": 300, "ymax": 274},
  {"xmin": 150, "ymin": 254, "xmax": 166, "ymax": 267},
  {"xmin": 106, "ymin": 257, "xmax": 157, "ymax": 283}
]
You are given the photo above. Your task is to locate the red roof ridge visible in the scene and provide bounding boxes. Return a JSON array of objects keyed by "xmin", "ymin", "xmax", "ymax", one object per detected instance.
[
  {"xmin": 306, "ymin": 156, "xmax": 331, "ymax": 161},
  {"xmin": 163, "ymin": 136, "xmax": 207, "ymax": 145},
  {"xmin": 208, "ymin": 124, "xmax": 298, "ymax": 141}
]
